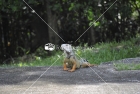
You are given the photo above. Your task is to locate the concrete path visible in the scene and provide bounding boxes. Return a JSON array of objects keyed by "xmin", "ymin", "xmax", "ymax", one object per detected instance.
[{"xmin": 0, "ymin": 63, "xmax": 140, "ymax": 94}]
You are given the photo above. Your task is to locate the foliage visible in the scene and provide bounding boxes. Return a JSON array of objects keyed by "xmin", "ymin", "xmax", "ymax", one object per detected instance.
[
  {"xmin": 78, "ymin": 37, "xmax": 140, "ymax": 64},
  {"xmin": 1, "ymin": 37, "xmax": 140, "ymax": 68},
  {"xmin": 34, "ymin": 47, "xmax": 48, "ymax": 58},
  {"xmin": 0, "ymin": 0, "xmax": 140, "ymax": 63}
]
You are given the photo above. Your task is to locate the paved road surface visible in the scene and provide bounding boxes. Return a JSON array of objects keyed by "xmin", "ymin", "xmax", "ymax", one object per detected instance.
[{"xmin": 0, "ymin": 61, "xmax": 140, "ymax": 94}]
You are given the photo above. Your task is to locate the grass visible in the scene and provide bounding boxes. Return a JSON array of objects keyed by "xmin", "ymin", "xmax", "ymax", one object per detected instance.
[
  {"xmin": 76, "ymin": 37, "xmax": 140, "ymax": 65},
  {"xmin": 1, "ymin": 51, "xmax": 64, "ymax": 67},
  {"xmin": 1, "ymin": 37, "xmax": 140, "ymax": 70},
  {"xmin": 114, "ymin": 63, "xmax": 140, "ymax": 71}
]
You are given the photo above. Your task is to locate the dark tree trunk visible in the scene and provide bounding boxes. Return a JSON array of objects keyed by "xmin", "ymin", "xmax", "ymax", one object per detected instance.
[
  {"xmin": 0, "ymin": 16, "xmax": 3, "ymax": 63},
  {"xmin": 30, "ymin": 16, "xmax": 49, "ymax": 52},
  {"xmin": 1, "ymin": 11, "xmax": 9, "ymax": 61},
  {"xmin": 46, "ymin": 0, "xmax": 60, "ymax": 45},
  {"xmin": 89, "ymin": 26, "xmax": 96, "ymax": 45}
]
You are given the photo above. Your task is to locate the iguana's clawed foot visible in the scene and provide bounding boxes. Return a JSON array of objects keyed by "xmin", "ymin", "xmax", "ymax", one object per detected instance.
[
  {"xmin": 68, "ymin": 69, "xmax": 75, "ymax": 72},
  {"xmin": 63, "ymin": 68, "xmax": 69, "ymax": 71}
]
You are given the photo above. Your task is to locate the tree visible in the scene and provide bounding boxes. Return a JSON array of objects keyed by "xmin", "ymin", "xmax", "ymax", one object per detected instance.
[{"xmin": 0, "ymin": 0, "xmax": 139, "ymax": 63}]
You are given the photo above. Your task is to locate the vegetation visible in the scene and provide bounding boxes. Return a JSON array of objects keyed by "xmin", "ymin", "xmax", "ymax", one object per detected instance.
[
  {"xmin": 114, "ymin": 63, "xmax": 140, "ymax": 71},
  {"xmin": 1, "ymin": 37, "xmax": 140, "ymax": 69},
  {"xmin": 0, "ymin": 0, "xmax": 140, "ymax": 64}
]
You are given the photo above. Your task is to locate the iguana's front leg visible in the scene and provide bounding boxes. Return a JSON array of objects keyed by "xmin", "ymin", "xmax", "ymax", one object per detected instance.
[
  {"xmin": 63, "ymin": 59, "xmax": 68, "ymax": 71},
  {"xmin": 68, "ymin": 61, "xmax": 76, "ymax": 72}
]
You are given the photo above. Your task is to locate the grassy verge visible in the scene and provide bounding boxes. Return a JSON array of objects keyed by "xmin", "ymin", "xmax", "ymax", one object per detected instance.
[
  {"xmin": 114, "ymin": 63, "xmax": 140, "ymax": 71},
  {"xmin": 1, "ymin": 37, "xmax": 140, "ymax": 68},
  {"xmin": 1, "ymin": 51, "xmax": 64, "ymax": 67},
  {"xmin": 76, "ymin": 37, "xmax": 140, "ymax": 64}
]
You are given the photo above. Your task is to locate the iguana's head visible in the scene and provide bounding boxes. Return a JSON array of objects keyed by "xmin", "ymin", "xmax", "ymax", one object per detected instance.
[{"xmin": 61, "ymin": 44, "xmax": 72, "ymax": 53}]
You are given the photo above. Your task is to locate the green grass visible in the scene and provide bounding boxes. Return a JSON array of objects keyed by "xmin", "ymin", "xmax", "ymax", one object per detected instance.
[
  {"xmin": 76, "ymin": 37, "xmax": 140, "ymax": 65},
  {"xmin": 1, "ymin": 37, "xmax": 140, "ymax": 68},
  {"xmin": 1, "ymin": 51, "xmax": 64, "ymax": 67},
  {"xmin": 114, "ymin": 63, "xmax": 140, "ymax": 71}
]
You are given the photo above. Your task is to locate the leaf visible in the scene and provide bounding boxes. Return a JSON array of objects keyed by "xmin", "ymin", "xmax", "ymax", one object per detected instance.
[
  {"xmin": 28, "ymin": 0, "xmax": 35, "ymax": 4},
  {"xmin": 94, "ymin": 22, "xmax": 100, "ymax": 27},
  {"xmin": 69, "ymin": 3, "xmax": 74, "ymax": 11},
  {"xmin": 89, "ymin": 21, "xmax": 100, "ymax": 27},
  {"xmin": 52, "ymin": 4, "xmax": 61, "ymax": 11},
  {"xmin": 87, "ymin": 8, "xmax": 94, "ymax": 21},
  {"xmin": 11, "ymin": 6, "xmax": 17, "ymax": 12}
]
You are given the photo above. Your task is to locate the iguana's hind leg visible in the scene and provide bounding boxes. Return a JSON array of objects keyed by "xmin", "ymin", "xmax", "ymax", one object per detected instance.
[{"xmin": 81, "ymin": 63, "xmax": 95, "ymax": 68}]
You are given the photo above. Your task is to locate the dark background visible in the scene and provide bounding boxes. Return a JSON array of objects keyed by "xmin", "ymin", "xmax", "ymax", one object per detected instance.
[{"xmin": 0, "ymin": 0, "xmax": 140, "ymax": 63}]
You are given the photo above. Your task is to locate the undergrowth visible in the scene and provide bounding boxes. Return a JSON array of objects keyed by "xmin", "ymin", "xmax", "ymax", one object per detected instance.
[{"xmin": 1, "ymin": 37, "xmax": 140, "ymax": 68}]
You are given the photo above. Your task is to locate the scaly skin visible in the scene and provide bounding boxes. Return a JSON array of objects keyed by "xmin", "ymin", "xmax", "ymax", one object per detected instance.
[
  {"xmin": 63, "ymin": 62, "xmax": 68, "ymax": 71},
  {"xmin": 63, "ymin": 58, "xmax": 77, "ymax": 72},
  {"xmin": 68, "ymin": 63, "xmax": 76, "ymax": 72}
]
